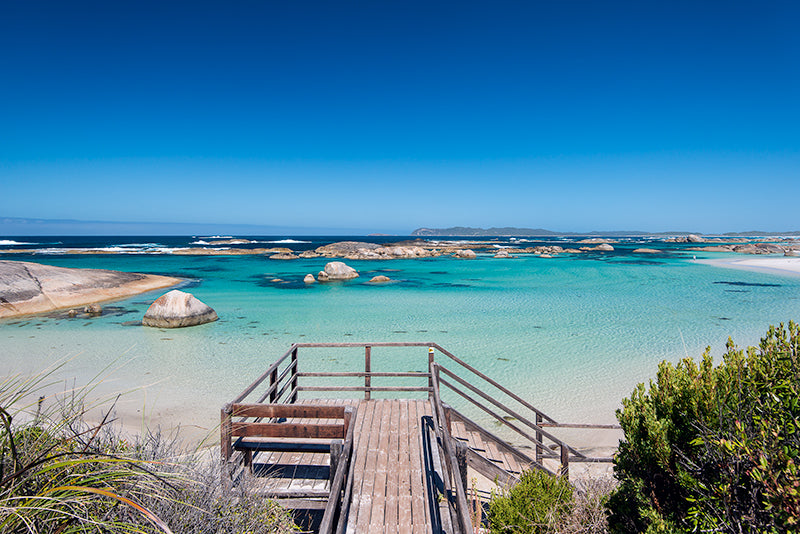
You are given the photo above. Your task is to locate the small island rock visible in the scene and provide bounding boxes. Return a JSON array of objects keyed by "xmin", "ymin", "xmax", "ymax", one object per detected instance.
[
  {"xmin": 142, "ymin": 290, "xmax": 218, "ymax": 328},
  {"xmin": 454, "ymin": 249, "xmax": 477, "ymax": 259},
  {"xmin": 369, "ymin": 275, "xmax": 392, "ymax": 283},
  {"xmin": 304, "ymin": 274, "xmax": 316, "ymax": 283},
  {"xmin": 595, "ymin": 244, "xmax": 615, "ymax": 252}
]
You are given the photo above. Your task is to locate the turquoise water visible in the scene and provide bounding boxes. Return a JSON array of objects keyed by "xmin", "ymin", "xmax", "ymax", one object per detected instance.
[{"xmin": 2, "ymin": 238, "xmax": 799, "ymax": 446}]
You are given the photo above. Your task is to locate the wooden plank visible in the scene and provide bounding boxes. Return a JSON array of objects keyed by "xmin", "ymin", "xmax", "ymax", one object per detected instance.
[
  {"xmin": 230, "ymin": 403, "xmax": 345, "ymax": 419},
  {"xmin": 355, "ymin": 401, "xmax": 383, "ymax": 533},
  {"xmin": 369, "ymin": 400, "xmax": 392, "ymax": 530},
  {"xmin": 231, "ymin": 422, "xmax": 344, "ymax": 439},
  {"xmin": 397, "ymin": 400, "xmax": 412, "ymax": 534},
  {"xmin": 384, "ymin": 399, "xmax": 401, "ymax": 534},
  {"xmin": 347, "ymin": 400, "xmax": 374, "ymax": 533},
  {"xmin": 408, "ymin": 400, "xmax": 426, "ymax": 529}
]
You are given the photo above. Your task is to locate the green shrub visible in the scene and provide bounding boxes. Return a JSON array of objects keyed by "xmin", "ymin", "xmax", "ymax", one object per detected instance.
[
  {"xmin": 607, "ymin": 321, "xmax": 800, "ymax": 533},
  {"xmin": 488, "ymin": 468, "xmax": 574, "ymax": 534}
]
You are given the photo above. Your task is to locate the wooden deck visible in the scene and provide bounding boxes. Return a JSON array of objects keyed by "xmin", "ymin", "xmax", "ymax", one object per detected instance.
[
  {"xmin": 222, "ymin": 342, "xmax": 620, "ymax": 533},
  {"xmin": 242, "ymin": 398, "xmax": 435, "ymax": 533}
]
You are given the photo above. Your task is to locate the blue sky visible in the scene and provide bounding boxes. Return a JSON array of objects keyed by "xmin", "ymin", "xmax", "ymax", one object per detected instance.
[{"xmin": 1, "ymin": 1, "xmax": 798, "ymax": 234}]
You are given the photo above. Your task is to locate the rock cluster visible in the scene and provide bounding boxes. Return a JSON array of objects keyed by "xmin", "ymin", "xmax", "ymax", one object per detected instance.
[{"xmin": 142, "ymin": 290, "xmax": 218, "ymax": 328}]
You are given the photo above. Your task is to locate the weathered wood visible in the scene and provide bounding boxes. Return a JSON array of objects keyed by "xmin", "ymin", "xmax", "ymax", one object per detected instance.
[
  {"xmin": 330, "ymin": 440, "xmax": 343, "ymax": 486},
  {"xmin": 269, "ymin": 366, "xmax": 279, "ymax": 403},
  {"xmin": 232, "ymin": 345, "xmax": 295, "ymax": 403},
  {"xmin": 297, "ymin": 371, "xmax": 429, "ymax": 378},
  {"xmin": 455, "ymin": 439, "xmax": 468, "ymax": 494},
  {"xmin": 560, "ymin": 444, "xmax": 570, "ymax": 478},
  {"xmin": 231, "ymin": 422, "xmax": 344, "ymax": 439},
  {"xmin": 269, "ymin": 498, "xmax": 328, "ymax": 510},
  {"xmin": 233, "ymin": 440, "xmax": 333, "ymax": 453},
  {"xmin": 230, "ymin": 403, "xmax": 345, "ymax": 419},
  {"xmin": 290, "ymin": 347, "xmax": 299, "ymax": 403},
  {"xmin": 464, "ymin": 447, "xmax": 520, "ymax": 487},
  {"xmin": 364, "ymin": 345, "xmax": 371, "ymax": 400},
  {"xmin": 298, "ymin": 385, "xmax": 432, "ymax": 392}
]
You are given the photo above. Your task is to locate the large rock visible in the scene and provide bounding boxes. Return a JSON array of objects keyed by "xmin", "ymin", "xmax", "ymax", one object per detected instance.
[
  {"xmin": 142, "ymin": 290, "xmax": 218, "ymax": 328},
  {"xmin": 594, "ymin": 243, "xmax": 615, "ymax": 252},
  {"xmin": 0, "ymin": 260, "xmax": 179, "ymax": 319},
  {"xmin": 322, "ymin": 261, "xmax": 359, "ymax": 280},
  {"xmin": 454, "ymin": 249, "xmax": 477, "ymax": 259}
]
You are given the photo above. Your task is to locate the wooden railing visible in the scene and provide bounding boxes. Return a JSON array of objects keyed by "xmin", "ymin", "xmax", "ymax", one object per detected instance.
[{"xmin": 226, "ymin": 342, "xmax": 620, "ymax": 534}]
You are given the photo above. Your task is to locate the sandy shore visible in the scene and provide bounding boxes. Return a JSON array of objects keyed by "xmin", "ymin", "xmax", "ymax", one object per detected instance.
[
  {"xmin": 697, "ymin": 256, "xmax": 800, "ymax": 277},
  {"xmin": 0, "ymin": 260, "xmax": 181, "ymax": 318}
]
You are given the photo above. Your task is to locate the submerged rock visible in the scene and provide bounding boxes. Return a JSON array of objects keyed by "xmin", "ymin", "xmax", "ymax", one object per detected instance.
[
  {"xmin": 322, "ymin": 261, "xmax": 359, "ymax": 280},
  {"xmin": 369, "ymin": 275, "xmax": 392, "ymax": 283},
  {"xmin": 142, "ymin": 290, "xmax": 218, "ymax": 328}
]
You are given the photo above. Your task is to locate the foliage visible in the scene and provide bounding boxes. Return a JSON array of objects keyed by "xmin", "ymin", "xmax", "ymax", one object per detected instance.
[
  {"xmin": 607, "ymin": 321, "xmax": 800, "ymax": 533},
  {"xmin": 488, "ymin": 468, "xmax": 574, "ymax": 534},
  {"xmin": 0, "ymin": 367, "xmax": 297, "ymax": 533}
]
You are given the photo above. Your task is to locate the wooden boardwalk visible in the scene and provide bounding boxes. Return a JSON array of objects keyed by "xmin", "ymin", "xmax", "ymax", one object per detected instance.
[{"xmin": 222, "ymin": 342, "xmax": 620, "ymax": 533}]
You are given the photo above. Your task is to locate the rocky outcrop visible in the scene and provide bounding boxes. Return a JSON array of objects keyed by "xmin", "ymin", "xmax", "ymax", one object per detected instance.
[
  {"xmin": 304, "ymin": 274, "xmax": 316, "ymax": 283},
  {"xmin": 369, "ymin": 275, "xmax": 392, "ymax": 283},
  {"xmin": 594, "ymin": 244, "xmax": 615, "ymax": 252},
  {"xmin": 0, "ymin": 260, "xmax": 179, "ymax": 319},
  {"xmin": 633, "ymin": 248, "xmax": 662, "ymax": 254},
  {"xmin": 320, "ymin": 261, "xmax": 359, "ymax": 280},
  {"xmin": 142, "ymin": 290, "xmax": 218, "ymax": 328},
  {"xmin": 454, "ymin": 249, "xmax": 477, "ymax": 259},
  {"xmin": 270, "ymin": 252, "xmax": 298, "ymax": 260},
  {"xmin": 494, "ymin": 250, "xmax": 511, "ymax": 258}
]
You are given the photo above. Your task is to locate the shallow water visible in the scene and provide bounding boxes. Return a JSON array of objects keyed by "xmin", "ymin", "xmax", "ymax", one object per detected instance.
[{"xmin": 2, "ymin": 236, "xmax": 799, "ymax": 446}]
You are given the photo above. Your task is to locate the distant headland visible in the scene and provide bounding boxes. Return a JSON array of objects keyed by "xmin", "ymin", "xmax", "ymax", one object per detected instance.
[{"xmin": 411, "ymin": 227, "xmax": 800, "ymax": 237}]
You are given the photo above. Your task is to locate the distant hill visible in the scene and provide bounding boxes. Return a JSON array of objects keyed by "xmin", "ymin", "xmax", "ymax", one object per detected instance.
[{"xmin": 411, "ymin": 227, "xmax": 800, "ymax": 237}]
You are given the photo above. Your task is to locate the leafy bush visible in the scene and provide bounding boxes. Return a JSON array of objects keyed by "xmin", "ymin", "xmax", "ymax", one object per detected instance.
[
  {"xmin": 488, "ymin": 468, "xmax": 574, "ymax": 533},
  {"xmin": 607, "ymin": 321, "xmax": 800, "ymax": 533}
]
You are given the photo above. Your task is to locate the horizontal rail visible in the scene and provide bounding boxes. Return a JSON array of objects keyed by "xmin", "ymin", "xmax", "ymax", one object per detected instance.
[
  {"xmin": 231, "ymin": 422, "xmax": 344, "ymax": 439},
  {"xmin": 297, "ymin": 386, "xmax": 432, "ymax": 393},
  {"xmin": 540, "ymin": 422, "xmax": 621, "ymax": 430},
  {"xmin": 229, "ymin": 404, "xmax": 345, "ymax": 419},
  {"xmin": 297, "ymin": 372, "xmax": 430, "ymax": 378},
  {"xmin": 294, "ymin": 342, "xmax": 436, "ymax": 348}
]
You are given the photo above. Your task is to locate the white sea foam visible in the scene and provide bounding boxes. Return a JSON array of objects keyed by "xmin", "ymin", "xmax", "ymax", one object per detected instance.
[
  {"xmin": 0, "ymin": 240, "xmax": 35, "ymax": 246},
  {"xmin": 264, "ymin": 239, "xmax": 311, "ymax": 244},
  {"xmin": 190, "ymin": 240, "xmax": 210, "ymax": 245},
  {"xmin": 202, "ymin": 235, "xmax": 233, "ymax": 239}
]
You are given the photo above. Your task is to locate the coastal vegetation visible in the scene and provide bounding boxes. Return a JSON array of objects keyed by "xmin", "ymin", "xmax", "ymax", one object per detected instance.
[
  {"xmin": 0, "ymin": 368, "xmax": 296, "ymax": 533},
  {"xmin": 607, "ymin": 321, "xmax": 800, "ymax": 533}
]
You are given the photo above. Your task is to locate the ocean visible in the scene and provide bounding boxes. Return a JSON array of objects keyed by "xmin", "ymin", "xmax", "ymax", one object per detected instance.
[{"xmin": 2, "ymin": 235, "xmax": 799, "ymax": 448}]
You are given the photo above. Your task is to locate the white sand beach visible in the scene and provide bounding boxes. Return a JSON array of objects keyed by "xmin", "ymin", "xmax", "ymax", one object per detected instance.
[{"xmin": 698, "ymin": 256, "xmax": 800, "ymax": 277}]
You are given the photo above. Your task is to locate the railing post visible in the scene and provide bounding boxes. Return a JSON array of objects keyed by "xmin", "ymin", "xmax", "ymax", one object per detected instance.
[
  {"xmin": 560, "ymin": 443, "xmax": 569, "ymax": 479},
  {"xmin": 428, "ymin": 347, "xmax": 435, "ymax": 400},
  {"xmin": 269, "ymin": 365, "xmax": 278, "ymax": 403},
  {"xmin": 536, "ymin": 413, "xmax": 543, "ymax": 463},
  {"xmin": 364, "ymin": 345, "xmax": 371, "ymax": 400},
  {"xmin": 290, "ymin": 346, "xmax": 299, "ymax": 403}
]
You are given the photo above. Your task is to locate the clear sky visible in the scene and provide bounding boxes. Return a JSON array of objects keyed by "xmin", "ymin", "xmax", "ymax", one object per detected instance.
[{"xmin": 1, "ymin": 1, "xmax": 798, "ymax": 234}]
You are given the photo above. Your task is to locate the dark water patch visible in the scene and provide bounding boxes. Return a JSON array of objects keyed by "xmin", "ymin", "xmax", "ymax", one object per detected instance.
[
  {"xmin": 393, "ymin": 330, "xmax": 408, "ymax": 334},
  {"xmin": 531, "ymin": 326, "xmax": 544, "ymax": 329},
  {"xmin": 193, "ymin": 266, "xmax": 229, "ymax": 272},
  {"xmin": 497, "ymin": 357, "xmax": 510, "ymax": 361},
  {"xmin": 120, "ymin": 320, "xmax": 142, "ymax": 327},
  {"xmin": 432, "ymin": 283, "xmax": 471, "ymax": 288},
  {"xmin": 439, "ymin": 330, "xmax": 448, "ymax": 333},
  {"xmin": 161, "ymin": 338, "xmax": 172, "ymax": 340},
  {"xmin": 606, "ymin": 259, "xmax": 665, "ymax": 266},
  {"xmin": 718, "ymin": 317, "xmax": 732, "ymax": 321},
  {"xmin": 714, "ymin": 281, "xmax": 781, "ymax": 288},
  {"xmin": 725, "ymin": 289, "xmax": 749, "ymax": 293},
  {"xmin": 430, "ymin": 271, "xmax": 448, "ymax": 275},
  {"xmin": 344, "ymin": 333, "xmax": 353, "ymax": 336},
  {"xmin": 18, "ymin": 322, "xmax": 30, "ymax": 327},
  {"xmin": 83, "ymin": 322, "xmax": 92, "ymax": 326},
  {"xmin": 416, "ymin": 330, "xmax": 428, "ymax": 333}
]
